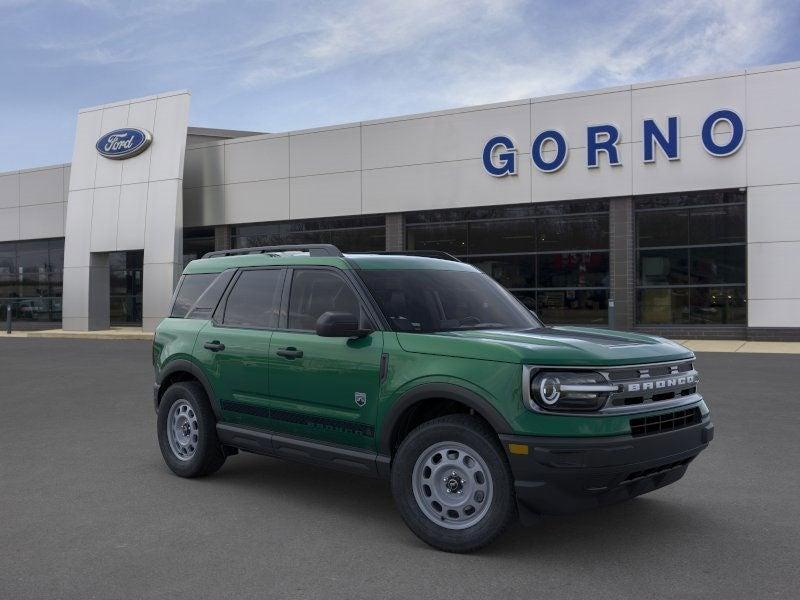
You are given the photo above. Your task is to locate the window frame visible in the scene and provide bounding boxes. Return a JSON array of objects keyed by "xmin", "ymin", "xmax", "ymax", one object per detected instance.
[
  {"xmin": 278, "ymin": 266, "xmax": 383, "ymax": 334},
  {"xmin": 211, "ymin": 266, "xmax": 287, "ymax": 331},
  {"xmin": 634, "ymin": 190, "xmax": 747, "ymax": 327}
]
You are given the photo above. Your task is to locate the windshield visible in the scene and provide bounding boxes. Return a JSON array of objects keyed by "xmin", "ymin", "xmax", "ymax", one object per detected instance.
[{"xmin": 358, "ymin": 269, "xmax": 542, "ymax": 333}]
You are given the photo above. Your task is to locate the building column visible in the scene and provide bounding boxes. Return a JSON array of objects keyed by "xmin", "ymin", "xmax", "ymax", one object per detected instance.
[
  {"xmin": 608, "ymin": 197, "xmax": 634, "ymax": 331},
  {"xmin": 214, "ymin": 224, "xmax": 231, "ymax": 251},
  {"xmin": 62, "ymin": 252, "xmax": 111, "ymax": 331},
  {"xmin": 385, "ymin": 213, "xmax": 404, "ymax": 251}
]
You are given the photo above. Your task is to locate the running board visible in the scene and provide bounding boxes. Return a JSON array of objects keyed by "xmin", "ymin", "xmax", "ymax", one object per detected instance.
[{"xmin": 216, "ymin": 423, "xmax": 387, "ymax": 478}]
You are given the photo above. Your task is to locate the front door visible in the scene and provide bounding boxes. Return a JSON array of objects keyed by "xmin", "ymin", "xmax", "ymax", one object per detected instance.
[
  {"xmin": 195, "ymin": 267, "xmax": 285, "ymax": 428},
  {"xmin": 267, "ymin": 267, "xmax": 383, "ymax": 450}
]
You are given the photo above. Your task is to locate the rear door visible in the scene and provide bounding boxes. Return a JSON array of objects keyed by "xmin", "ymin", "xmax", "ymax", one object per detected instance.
[
  {"xmin": 266, "ymin": 267, "xmax": 384, "ymax": 450},
  {"xmin": 195, "ymin": 267, "xmax": 285, "ymax": 427}
]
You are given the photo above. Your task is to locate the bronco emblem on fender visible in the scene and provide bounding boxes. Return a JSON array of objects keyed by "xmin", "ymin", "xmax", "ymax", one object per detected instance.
[{"xmin": 354, "ymin": 392, "xmax": 367, "ymax": 408}]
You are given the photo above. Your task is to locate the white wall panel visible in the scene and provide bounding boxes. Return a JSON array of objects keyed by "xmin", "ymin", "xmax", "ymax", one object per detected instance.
[
  {"xmin": 19, "ymin": 202, "xmax": 64, "ymax": 239},
  {"xmin": 116, "ymin": 183, "xmax": 148, "ymax": 250},
  {"xmin": 746, "ymin": 126, "xmax": 800, "ymax": 186},
  {"xmin": 0, "ymin": 207, "xmax": 19, "ymax": 240},
  {"xmin": 363, "ymin": 103, "xmax": 530, "ymax": 169},
  {"xmin": 532, "ymin": 144, "xmax": 632, "ymax": 202},
  {"xmin": 631, "ymin": 75, "xmax": 746, "ymax": 141},
  {"xmin": 149, "ymin": 93, "xmax": 191, "ymax": 182},
  {"xmin": 290, "ymin": 126, "xmax": 360, "ymax": 177},
  {"xmin": 0, "ymin": 173, "xmax": 19, "ymax": 209},
  {"xmin": 747, "ymin": 184, "xmax": 800, "ymax": 243},
  {"xmin": 225, "ymin": 136, "xmax": 289, "ymax": 183},
  {"xmin": 746, "ymin": 68, "xmax": 800, "ymax": 130},
  {"xmin": 19, "ymin": 167, "xmax": 64, "ymax": 206},
  {"xmin": 533, "ymin": 90, "xmax": 631, "ymax": 147},
  {"xmin": 748, "ymin": 299, "xmax": 800, "ymax": 327},
  {"xmin": 69, "ymin": 109, "xmax": 103, "ymax": 191},
  {"xmin": 363, "ymin": 158, "xmax": 530, "ymax": 214},
  {"xmin": 290, "ymin": 172, "xmax": 361, "ymax": 220},
  {"xmin": 748, "ymin": 241, "xmax": 800, "ymax": 300},
  {"xmin": 632, "ymin": 139, "xmax": 747, "ymax": 195},
  {"xmin": 143, "ymin": 179, "xmax": 181, "ymax": 264},
  {"xmin": 121, "ymin": 100, "xmax": 157, "ymax": 185},
  {"xmin": 142, "ymin": 262, "xmax": 182, "ymax": 332},
  {"xmin": 89, "ymin": 186, "xmax": 120, "ymax": 252},
  {"xmin": 225, "ymin": 178, "xmax": 289, "ymax": 225},
  {"xmin": 63, "ymin": 189, "xmax": 93, "ymax": 268},
  {"xmin": 94, "ymin": 104, "xmax": 129, "ymax": 189},
  {"xmin": 61, "ymin": 267, "xmax": 90, "ymax": 319}
]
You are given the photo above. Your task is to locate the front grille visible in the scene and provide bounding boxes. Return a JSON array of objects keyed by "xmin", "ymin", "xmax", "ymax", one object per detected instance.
[
  {"xmin": 608, "ymin": 361, "xmax": 693, "ymax": 382},
  {"xmin": 608, "ymin": 361, "xmax": 698, "ymax": 408},
  {"xmin": 629, "ymin": 407, "xmax": 702, "ymax": 437}
]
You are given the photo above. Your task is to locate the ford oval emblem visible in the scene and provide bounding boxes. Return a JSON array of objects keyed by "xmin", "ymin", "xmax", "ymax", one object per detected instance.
[{"xmin": 95, "ymin": 128, "xmax": 152, "ymax": 160}]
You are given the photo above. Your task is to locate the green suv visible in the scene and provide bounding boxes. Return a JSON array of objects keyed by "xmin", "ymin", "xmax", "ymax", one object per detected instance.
[{"xmin": 153, "ymin": 244, "xmax": 713, "ymax": 552}]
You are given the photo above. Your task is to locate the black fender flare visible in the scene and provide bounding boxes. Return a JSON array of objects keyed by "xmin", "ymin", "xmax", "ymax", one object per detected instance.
[
  {"xmin": 379, "ymin": 383, "xmax": 512, "ymax": 455},
  {"xmin": 156, "ymin": 359, "xmax": 221, "ymax": 420}
]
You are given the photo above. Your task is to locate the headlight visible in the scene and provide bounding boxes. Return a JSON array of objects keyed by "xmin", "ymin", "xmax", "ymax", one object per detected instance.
[{"xmin": 528, "ymin": 371, "xmax": 617, "ymax": 412}]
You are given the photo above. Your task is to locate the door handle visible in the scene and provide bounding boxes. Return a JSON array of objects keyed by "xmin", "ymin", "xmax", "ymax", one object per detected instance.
[
  {"xmin": 203, "ymin": 341, "xmax": 226, "ymax": 352},
  {"xmin": 276, "ymin": 347, "xmax": 303, "ymax": 359}
]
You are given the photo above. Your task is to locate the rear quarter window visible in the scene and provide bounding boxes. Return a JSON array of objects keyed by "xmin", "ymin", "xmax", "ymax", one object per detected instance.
[{"xmin": 171, "ymin": 273, "xmax": 218, "ymax": 318}]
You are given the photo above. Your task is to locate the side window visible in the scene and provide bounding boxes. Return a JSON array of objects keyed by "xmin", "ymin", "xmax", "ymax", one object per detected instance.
[
  {"xmin": 222, "ymin": 269, "xmax": 283, "ymax": 328},
  {"xmin": 287, "ymin": 269, "xmax": 362, "ymax": 331},
  {"xmin": 171, "ymin": 273, "xmax": 217, "ymax": 318}
]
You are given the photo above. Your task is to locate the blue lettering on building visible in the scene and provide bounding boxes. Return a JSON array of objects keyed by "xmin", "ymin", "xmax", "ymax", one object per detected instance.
[
  {"xmin": 587, "ymin": 124, "xmax": 621, "ymax": 168},
  {"xmin": 531, "ymin": 130, "xmax": 568, "ymax": 173},
  {"xmin": 482, "ymin": 135, "xmax": 517, "ymax": 176},
  {"xmin": 701, "ymin": 109, "xmax": 745, "ymax": 157},
  {"xmin": 644, "ymin": 116, "xmax": 680, "ymax": 162},
  {"xmin": 482, "ymin": 108, "xmax": 744, "ymax": 176}
]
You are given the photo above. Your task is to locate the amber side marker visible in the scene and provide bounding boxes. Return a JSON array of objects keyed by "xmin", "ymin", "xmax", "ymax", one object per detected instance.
[{"xmin": 508, "ymin": 443, "xmax": 529, "ymax": 455}]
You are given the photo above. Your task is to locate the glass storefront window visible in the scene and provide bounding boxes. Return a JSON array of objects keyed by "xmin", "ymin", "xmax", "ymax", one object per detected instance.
[
  {"xmin": 0, "ymin": 238, "xmax": 64, "ymax": 323},
  {"xmin": 406, "ymin": 201, "xmax": 611, "ymax": 326},
  {"xmin": 232, "ymin": 215, "xmax": 385, "ymax": 253},
  {"xmin": 183, "ymin": 227, "xmax": 215, "ymax": 265},
  {"xmin": 635, "ymin": 190, "xmax": 746, "ymax": 326},
  {"xmin": 109, "ymin": 250, "xmax": 143, "ymax": 326}
]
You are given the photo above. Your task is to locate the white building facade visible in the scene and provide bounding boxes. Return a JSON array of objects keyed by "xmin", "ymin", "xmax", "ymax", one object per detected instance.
[{"xmin": 1, "ymin": 61, "xmax": 799, "ymax": 339}]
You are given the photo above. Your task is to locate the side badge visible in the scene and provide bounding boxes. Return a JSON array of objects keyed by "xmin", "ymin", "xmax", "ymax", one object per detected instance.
[{"xmin": 354, "ymin": 392, "xmax": 367, "ymax": 408}]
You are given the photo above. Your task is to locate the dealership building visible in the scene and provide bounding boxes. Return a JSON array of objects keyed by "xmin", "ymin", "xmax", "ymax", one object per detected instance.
[{"xmin": 1, "ymin": 60, "xmax": 799, "ymax": 339}]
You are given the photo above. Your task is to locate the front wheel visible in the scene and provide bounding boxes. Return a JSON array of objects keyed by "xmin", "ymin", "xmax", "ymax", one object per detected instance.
[
  {"xmin": 390, "ymin": 414, "xmax": 517, "ymax": 552},
  {"xmin": 157, "ymin": 381, "xmax": 226, "ymax": 478}
]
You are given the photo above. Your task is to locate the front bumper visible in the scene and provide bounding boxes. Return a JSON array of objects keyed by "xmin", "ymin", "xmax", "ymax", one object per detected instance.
[{"xmin": 500, "ymin": 415, "xmax": 713, "ymax": 517}]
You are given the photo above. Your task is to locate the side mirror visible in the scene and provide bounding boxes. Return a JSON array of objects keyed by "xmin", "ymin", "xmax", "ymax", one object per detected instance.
[{"xmin": 315, "ymin": 311, "xmax": 373, "ymax": 338}]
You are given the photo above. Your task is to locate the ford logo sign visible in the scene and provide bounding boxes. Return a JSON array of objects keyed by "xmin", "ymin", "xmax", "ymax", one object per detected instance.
[{"xmin": 95, "ymin": 128, "xmax": 152, "ymax": 160}]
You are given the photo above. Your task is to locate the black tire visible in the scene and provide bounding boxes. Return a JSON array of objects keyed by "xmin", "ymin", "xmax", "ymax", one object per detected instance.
[
  {"xmin": 390, "ymin": 414, "xmax": 517, "ymax": 553},
  {"xmin": 157, "ymin": 381, "xmax": 226, "ymax": 478}
]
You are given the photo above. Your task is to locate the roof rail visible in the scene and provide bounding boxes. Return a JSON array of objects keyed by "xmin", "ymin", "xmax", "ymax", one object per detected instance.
[
  {"xmin": 202, "ymin": 244, "xmax": 344, "ymax": 259},
  {"xmin": 353, "ymin": 250, "xmax": 462, "ymax": 262}
]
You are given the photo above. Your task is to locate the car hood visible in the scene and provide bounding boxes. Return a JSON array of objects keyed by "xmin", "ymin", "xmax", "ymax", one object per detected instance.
[{"xmin": 395, "ymin": 326, "xmax": 693, "ymax": 366}]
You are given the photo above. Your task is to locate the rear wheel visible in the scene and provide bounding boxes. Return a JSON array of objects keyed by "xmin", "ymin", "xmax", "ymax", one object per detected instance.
[
  {"xmin": 157, "ymin": 381, "xmax": 225, "ymax": 478},
  {"xmin": 391, "ymin": 414, "xmax": 517, "ymax": 552}
]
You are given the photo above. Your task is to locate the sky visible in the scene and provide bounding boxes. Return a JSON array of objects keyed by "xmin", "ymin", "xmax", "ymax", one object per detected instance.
[{"xmin": 0, "ymin": 0, "xmax": 798, "ymax": 171}]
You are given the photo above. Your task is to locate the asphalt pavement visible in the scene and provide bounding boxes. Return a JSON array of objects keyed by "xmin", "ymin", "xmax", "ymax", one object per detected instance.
[{"xmin": 0, "ymin": 338, "xmax": 798, "ymax": 599}]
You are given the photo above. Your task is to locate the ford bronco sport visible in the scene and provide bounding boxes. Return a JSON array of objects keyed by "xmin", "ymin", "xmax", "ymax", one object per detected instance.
[{"xmin": 153, "ymin": 244, "xmax": 713, "ymax": 552}]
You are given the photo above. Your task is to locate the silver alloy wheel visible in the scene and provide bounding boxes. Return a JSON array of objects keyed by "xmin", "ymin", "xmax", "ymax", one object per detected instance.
[
  {"xmin": 167, "ymin": 399, "xmax": 199, "ymax": 461},
  {"xmin": 411, "ymin": 441, "xmax": 494, "ymax": 530}
]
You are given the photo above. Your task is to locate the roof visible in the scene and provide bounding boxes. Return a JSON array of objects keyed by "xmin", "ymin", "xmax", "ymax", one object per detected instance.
[{"xmin": 182, "ymin": 252, "xmax": 478, "ymax": 275}]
